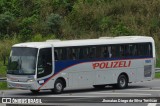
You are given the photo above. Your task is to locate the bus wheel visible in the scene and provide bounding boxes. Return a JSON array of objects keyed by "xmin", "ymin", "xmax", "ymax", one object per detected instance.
[
  {"xmin": 53, "ymin": 79, "xmax": 64, "ymax": 94},
  {"xmin": 93, "ymin": 85, "xmax": 106, "ymax": 89},
  {"xmin": 30, "ymin": 90, "xmax": 39, "ymax": 94},
  {"xmin": 116, "ymin": 75, "xmax": 128, "ymax": 89}
]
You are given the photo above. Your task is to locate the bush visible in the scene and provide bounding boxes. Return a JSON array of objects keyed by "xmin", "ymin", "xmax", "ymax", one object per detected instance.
[
  {"xmin": 31, "ymin": 34, "xmax": 56, "ymax": 42},
  {"xmin": 99, "ymin": 17, "xmax": 113, "ymax": 31},
  {"xmin": 67, "ymin": 6, "xmax": 98, "ymax": 32},
  {"xmin": 111, "ymin": 23, "xmax": 134, "ymax": 36},
  {"xmin": 0, "ymin": 37, "xmax": 18, "ymax": 66},
  {"xmin": 46, "ymin": 13, "xmax": 62, "ymax": 37},
  {"xmin": 149, "ymin": 18, "xmax": 160, "ymax": 34},
  {"xmin": 19, "ymin": 15, "xmax": 38, "ymax": 41}
]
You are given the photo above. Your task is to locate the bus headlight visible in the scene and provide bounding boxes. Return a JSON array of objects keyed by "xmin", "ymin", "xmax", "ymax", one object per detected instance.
[{"xmin": 27, "ymin": 79, "xmax": 35, "ymax": 82}]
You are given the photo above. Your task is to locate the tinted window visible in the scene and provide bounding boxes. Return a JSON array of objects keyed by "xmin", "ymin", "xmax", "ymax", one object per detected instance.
[
  {"xmin": 37, "ymin": 48, "xmax": 52, "ymax": 78},
  {"xmin": 54, "ymin": 42, "xmax": 152, "ymax": 61}
]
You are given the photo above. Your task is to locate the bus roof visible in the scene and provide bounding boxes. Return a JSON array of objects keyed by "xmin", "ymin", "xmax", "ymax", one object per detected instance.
[{"xmin": 13, "ymin": 36, "xmax": 154, "ymax": 48}]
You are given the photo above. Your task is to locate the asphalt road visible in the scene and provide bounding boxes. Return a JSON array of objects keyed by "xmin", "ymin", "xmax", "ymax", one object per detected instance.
[{"xmin": 1, "ymin": 79, "xmax": 160, "ymax": 106}]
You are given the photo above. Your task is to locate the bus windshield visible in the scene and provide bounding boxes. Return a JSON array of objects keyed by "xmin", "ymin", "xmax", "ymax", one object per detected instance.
[{"xmin": 7, "ymin": 47, "xmax": 38, "ymax": 75}]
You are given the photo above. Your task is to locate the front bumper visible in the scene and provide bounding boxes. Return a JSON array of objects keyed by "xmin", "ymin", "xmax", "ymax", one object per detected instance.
[{"xmin": 7, "ymin": 81, "xmax": 39, "ymax": 90}]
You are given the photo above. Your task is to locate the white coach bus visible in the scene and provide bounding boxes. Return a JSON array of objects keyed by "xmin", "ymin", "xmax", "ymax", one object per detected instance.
[{"xmin": 7, "ymin": 36, "xmax": 155, "ymax": 94}]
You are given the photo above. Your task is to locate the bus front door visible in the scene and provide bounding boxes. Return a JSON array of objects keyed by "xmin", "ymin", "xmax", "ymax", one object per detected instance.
[{"xmin": 37, "ymin": 48, "xmax": 53, "ymax": 87}]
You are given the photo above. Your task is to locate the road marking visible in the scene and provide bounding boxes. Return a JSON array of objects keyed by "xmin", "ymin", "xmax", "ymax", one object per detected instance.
[
  {"xmin": 44, "ymin": 92, "xmax": 151, "ymax": 97},
  {"xmin": 86, "ymin": 92, "xmax": 151, "ymax": 96},
  {"xmin": 127, "ymin": 89, "xmax": 160, "ymax": 92},
  {"xmin": 148, "ymin": 103, "xmax": 157, "ymax": 106},
  {"xmin": 151, "ymin": 87, "xmax": 160, "ymax": 89}
]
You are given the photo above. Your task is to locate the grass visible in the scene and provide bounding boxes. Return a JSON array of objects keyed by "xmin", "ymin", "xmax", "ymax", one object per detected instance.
[
  {"xmin": 0, "ymin": 61, "xmax": 7, "ymax": 77},
  {"xmin": 0, "ymin": 65, "xmax": 7, "ymax": 77},
  {"xmin": 0, "ymin": 82, "xmax": 8, "ymax": 90},
  {"xmin": 155, "ymin": 72, "xmax": 160, "ymax": 78}
]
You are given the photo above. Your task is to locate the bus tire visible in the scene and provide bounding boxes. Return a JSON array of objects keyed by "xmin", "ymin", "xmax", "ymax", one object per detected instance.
[
  {"xmin": 93, "ymin": 85, "xmax": 106, "ymax": 89},
  {"xmin": 116, "ymin": 74, "xmax": 128, "ymax": 89},
  {"xmin": 53, "ymin": 79, "xmax": 64, "ymax": 94},
  {"xmin": 30, "ymin": 90, "xmax": 39, "ymax": 94}
]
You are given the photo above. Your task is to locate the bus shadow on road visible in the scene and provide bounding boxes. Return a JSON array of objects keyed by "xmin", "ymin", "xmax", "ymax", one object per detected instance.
[
  {"xmin": 13, "ymin": 85, "xmax": 148, "ymax": 96},
  {"xmin": 62, "ymin": 85, "xmax": 147, "ymax": 94}
]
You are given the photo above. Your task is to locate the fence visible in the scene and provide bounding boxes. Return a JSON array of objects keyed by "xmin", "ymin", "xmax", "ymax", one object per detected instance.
[{"xmin": 155, "ymin": 68, "xmax": 160, "ymax": 73}]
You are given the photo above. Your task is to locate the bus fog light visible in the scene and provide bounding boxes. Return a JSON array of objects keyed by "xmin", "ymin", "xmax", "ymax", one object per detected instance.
[{"xmin": 27, "ymin": 79, "xmax": 35, "ymax": 82}]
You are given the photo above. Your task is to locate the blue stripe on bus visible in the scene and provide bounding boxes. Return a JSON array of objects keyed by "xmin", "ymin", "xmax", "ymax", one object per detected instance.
[
  {"xmin": 37, "ymin": 56, "xmax": 153, "ymax": 86},
  {"xmin": 54, "ymin": 56, "xmax": 153, "ymax": 74}
]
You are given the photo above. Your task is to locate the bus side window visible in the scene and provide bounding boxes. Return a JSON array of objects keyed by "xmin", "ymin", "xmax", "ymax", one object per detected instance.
[
  {"xmin": 96, "ymin": 46, "xmax": 103, "ymax": 58},
  {"xmin": 88, "ymin": 47, "xmax": 96, "ymax": 59},
  {"xmin": 66, "ymin": 48, "xmax": 71, "ymax": 60},
  {"xmin": 54, "ymin": 51, "xmax": 58, "ymax": 61},
  {"xmin": 61, "ymin": 48, "xmax": 67, "ymax": 60},
  {"xmin": 83, "ymin": 47, "xmax": 89, "ymax": 59},
  {"xmin": 148, "ymin": 43, "xmax": 152, "ymax": 56},
  {"xmin": 111, "ymin": 46, "xmax": 116, "ymax": 58},
  {"xmin": 72, "ymin": 52, "xmax": 76, "ymax": 60},
  {"xmin": 103, "ymin": 46, "xmax": 109, "ymax": 58},
  {"xmin": 144, "ymin": 43, "xmax": 152, "ymax": 56},
  {"xmin": 78, "ymin": 48, "xmax": 84, "ymax": 59},
  {"xmin": 67, "ymin": 48, "xmax": 77, "ymax": 60},
  {"xmin": 96, "ymin": 47, "xmax": 100, "ymax": 58},
  {"xmin": 108, "ymin": 46, "xmax": 112, "ymax": 58},
  {"xmin": 114, "ymin": 45, "xmax": 120, "ymax": 58},
  {"xmin": 54, "ymin": 48, "xmax": 63, "ymax": 61},
  {"xmin": 70, "ymin": 52, "xmax": 76, "ymax": 60},
  {"xmin": 115, "ymin": 45, "xmax": 120, "ymax": 58},
  {"xmin": 124, "ymin": 45, "xmax": 129, "ymax": 57},
  {"xmin": 126, "ymin": 44, "xmax": 133, "ymax": 57},
  {"xmin": 132, "ymin": 44, "xmax": 137, "ymax": 56},
  {"xmin": 120, "ymin": 45, "xmax": 124, "ymax": 57},
  {"xmin": 138, "ymin": 44, "xmax": 145, "ymax": 56}
]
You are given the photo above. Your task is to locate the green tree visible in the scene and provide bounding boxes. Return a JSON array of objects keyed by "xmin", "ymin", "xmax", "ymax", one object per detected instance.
[{"xmin": 0, "ymin": 12, "xmax": 14, "ymax": 36}]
